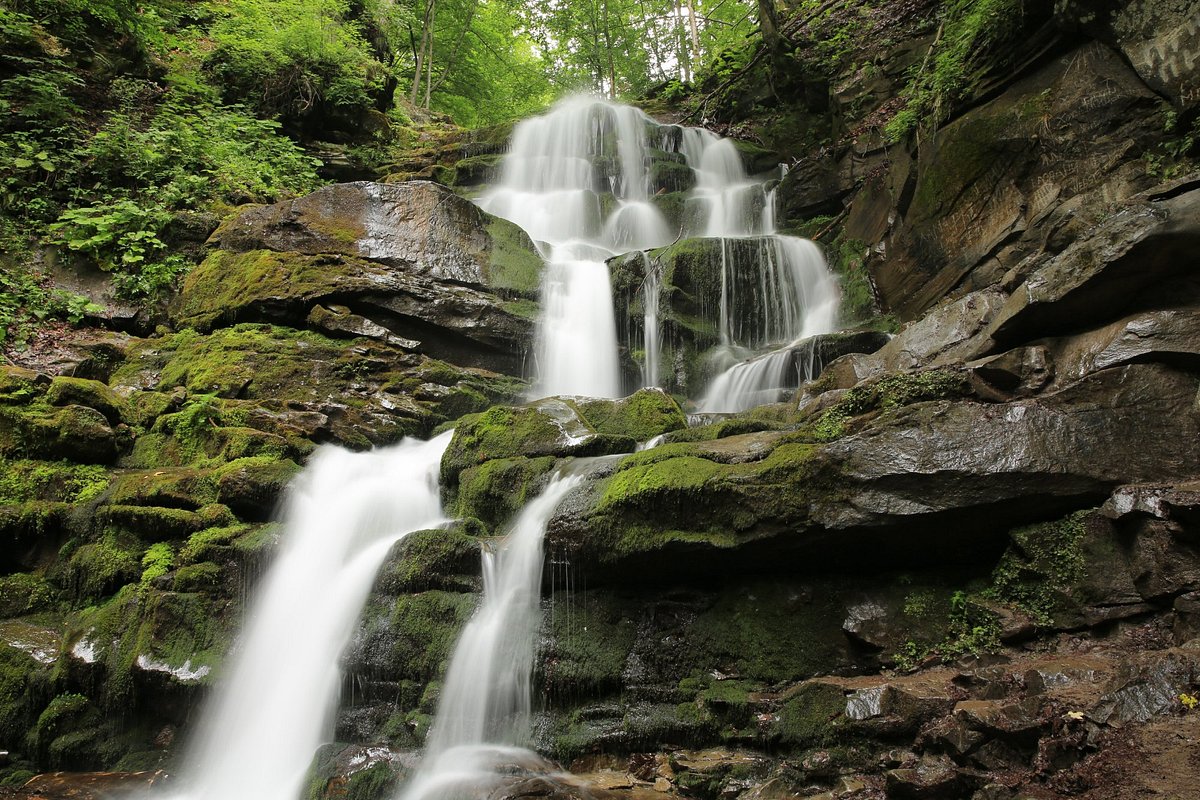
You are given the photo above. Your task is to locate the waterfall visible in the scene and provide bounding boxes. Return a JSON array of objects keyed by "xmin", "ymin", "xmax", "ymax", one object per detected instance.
[
  {"xmin": 641, "ymin": 253, "xmax": 661, "ymax": 389},
  {"xmin": 398, "ymin": 473, "xmax": 584, "ymax": 800},
  {"xmin": 168, "ymin": 432, "xmax": 452, "ymax": 800},
  {"xmin": 478, "ymin": 97, "xmax": 674, "ymax": 400},
  {"xmin": 671, "ymin": 128, "xmax": 840, "ymax": 412}
]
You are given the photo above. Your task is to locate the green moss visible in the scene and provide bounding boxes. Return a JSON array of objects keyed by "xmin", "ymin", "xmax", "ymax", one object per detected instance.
[
  {"xmin": 139, "ymin": 543, "xmax": 174, "ymax": 589},
  {"xmin": 378, "ymin": 527, "xmax": 480, "ymax": 593},
  {"xmin": 600, "ymin": 455, "xmax": 721, "ymax": 509},
  {"xmin": 485, "ymin": 217, "xmax": 543, "ymax": 296},
  {"xmin": 0, "ymin": 404, "xmax": 117, "ymax": 464},
  {"xmin": 575, "ymin": 389, "xmax": 687, "ymax": 442},
  {"xmin": 454, "ymin": 456, "xmax": 556, "ymax": 531},
  {"xmin": 178, "ymin": 523, "xmax": 257, "ymax": 565},
  {"xmin": 540, "ymin": 592, "xmax": 637, "ymax": 700},
  {"xmin": 440, "ymin": 402, "xmax": 580, "ymax": 488},
  {"xmin": 173, "ymin": 562, "xmax": 224, "ymax": 592},
  {"xmin": 172, "ymin": 250, "xmax": 345, "ymax": 330},
  {"xmin": 0, "ymin": 367, "xmax": 46, "ymax": 405},
  {"xmin": 96, "ymin": 504, "xmax": 236, "ymax": 542},
  {"xmin": 108, "ymin": 468, "xmax": 218, "ymax": 510},
  {"xmin": 775, "ymin": 682, "xmax": 846, "ymax": 748},
  {"xmin": 59, "ymin": 534, "xmax": 141, "ymax": 603},
  {"xmin": 344, "ymin": 762, "xmax": 397, "ymax": 800},
  {"xmin": 44, "ymin": 377, "xmax": 125, "ymax": 424},
  {"xmin": 0, "ymin": 460, "xmax": 110, "ymax": 504},
  {"xmin": 0, "ymin": 573, "xmax": 56, "ymax": 617},
  {"xmin": 386, "ymin": 591, "xmax": 477, "ymax": 680},
  {"xmin": 687, "ymin": 583, "xmax": 848, "ymax": 685}
]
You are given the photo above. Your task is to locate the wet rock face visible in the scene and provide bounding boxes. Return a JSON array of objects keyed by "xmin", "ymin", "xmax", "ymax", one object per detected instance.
[
  {"xmin": 1055, "ymin": 0, "xmax": 1200, "ymax": 112},
  {"xmin": 190, "ymin": 180, "xmax": 543, "ymax": 375},
  {"xmin": 865, "ymin": 40, "xmax": 1165, "ymax": 321},
  {"xmin": 212, "ymin": 181, "xmax": 493, "ymax": 283}
]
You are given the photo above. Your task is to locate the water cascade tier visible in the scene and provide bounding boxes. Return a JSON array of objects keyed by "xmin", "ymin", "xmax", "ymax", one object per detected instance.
[
  {"xmin": 398, "ymin": 471, "xmax": 584, "ymax": 800},
  {"xmin": 478, "ymin": 97, "xmax": 840, "ymax": 410},
  {"xmin": 169, "ymin": 432, "xmax": 452, "ymax": 800},
  {"xmin": 478, "ymin": 98, "xmax": 674, "ymax": 400}
]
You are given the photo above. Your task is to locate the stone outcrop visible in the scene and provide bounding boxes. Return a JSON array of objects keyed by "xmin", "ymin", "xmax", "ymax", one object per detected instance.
[{"xmin": 185, "ymin": 180, "xmax": 543, "ymax": 374}]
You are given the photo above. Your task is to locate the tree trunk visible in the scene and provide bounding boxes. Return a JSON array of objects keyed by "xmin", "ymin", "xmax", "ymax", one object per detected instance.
[
  {"xmin": 675, "ymin": 0, "xmax": 692, "ymax": 83},
  {"xmin": 758, "ymin": 0, "xmax": 782, "ymax": 53},
  {"xmin": 410, "ymin": 0, "xmax": 436, "ymax": 104}
]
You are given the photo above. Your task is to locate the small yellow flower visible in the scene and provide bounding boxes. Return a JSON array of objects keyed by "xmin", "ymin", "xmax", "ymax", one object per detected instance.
[{"xmin": 1180, "ymin": 692, "xmax": 1199, "ymax": 711}]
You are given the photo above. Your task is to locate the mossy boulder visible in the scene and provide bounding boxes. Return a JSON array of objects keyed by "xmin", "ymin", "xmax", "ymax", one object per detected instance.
[
  {"xmin": 454, "ymin": 456, "xmax": 557, "ymax": 532},
  {"xmin": 45, "ymin": 378, "xmax": 126, "ymax": 425},
  {"xmin": 374, "ymin": 526, "xmax": 481, "ymax": 594},
  {"xmin": 0, "ymin": 405, "xmax": 118, "ymax": 464},
  {"xmin": 214, "ymin": 457, "xmax": 301, "ymax": 521},
  {"xmin": 172, "ymin": 251, "xmax": 533, "ymax": 374},
  {"xmin": 574, "ymin": 388, "xmax": 687, "ymax": 442},
  {"xmin": 440, "ymin": 398, "xmax": 637, "ymax": 490},
  {"xmin": 452, "ymin": 153, "xmax": 505, "ymax": 186}
]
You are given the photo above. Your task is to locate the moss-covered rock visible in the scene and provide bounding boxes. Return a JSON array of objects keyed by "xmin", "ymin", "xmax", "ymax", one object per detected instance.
[
  {"xmin": 483, "ymin": 217, "xmax": 543, "ymax": 297},
  {"xmin": 214, "ymin": 457, "xmax": 301, "ymax": 521},
  {"xmin": 454, "ymin": 456, "xmax": 557, "ymax": 532},
  {"xmin": 374, "ymin": 527, "xmax": 480, "ymax": 595},
  {"xmin": 95, "ymin": 504, "xmax": 236, "ymax": 543},
  {"xmin": 440, "ymin": 398, "xmax": 635, "ymax": 491},
  {"xmin": 574, "ymin": 389, "xmax": 687, "ymax": 442},
  {"xmin": 0, "ymin": 405, "xmax": 118, "ymax": 464},
  {"xmin": 45, "ymin": 378, "xmax": 126, "ymax": 425}
]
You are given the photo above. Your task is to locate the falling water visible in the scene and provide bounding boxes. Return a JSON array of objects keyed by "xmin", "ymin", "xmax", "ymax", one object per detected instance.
[
  {"xmin": 671, "ymin": 129, "xmax": 840, "ymax": 412},
  {"xmin": 641, "ymin": 254, "xmax": 662, "ymax": 389},
  {"xmin": 398, "ymin": 473, "xmax": 584, "ymax": 800},
  {"xmin": 478, "ymin": 97, "xmax": 674, "ymax": 399},
  {"xmin": 168, "ymin": 432, "xmax": 452, "ymax": 800}
]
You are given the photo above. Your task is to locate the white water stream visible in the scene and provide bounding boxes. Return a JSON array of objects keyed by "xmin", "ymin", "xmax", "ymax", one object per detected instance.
[
  {"xmin": 479, "ymin": 97, "xmax": 674, "ymax": 399},
  {"xmin": 398, "ymin": 473, "xmax": 584, "ymax": 800},
  {"xmin": 479, "ymin": 96, "xmax": 840, "ymax": 410},
  {"xmin": 167, "ymin": 432, "xmax": 452, "ymax": 800}
]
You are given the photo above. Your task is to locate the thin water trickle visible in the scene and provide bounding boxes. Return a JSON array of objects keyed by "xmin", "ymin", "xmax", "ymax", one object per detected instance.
[
  {"xmin": 164, "ymin": 432, "xmax": 453, "ymax": 800},
  {"xmin": 398, "ymin": 472, "xmax": 584, "ymax": 800}
]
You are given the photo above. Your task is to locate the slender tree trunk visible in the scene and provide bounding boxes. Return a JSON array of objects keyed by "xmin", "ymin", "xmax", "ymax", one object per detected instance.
[
  {"xmin": 427, "ymin": 0, "xmax": 478, "ymax": 96},
  {"xmin": 602, "ymin": 0, "xmax": 617, "ymax": 98},
  {"xmin": 758, "ymin": 0, "xmax": 782, "ymax": 53},
  {"xmin": 410, "ymin": 0, "xmax": 436, "ymax": 104},
  {"xmin": 675, "ymin": 0, "xmax": 691, "ymax": 83},
  {"xmin": 685, "ymin": 0, "xmax": 700, "ymax": 53}
]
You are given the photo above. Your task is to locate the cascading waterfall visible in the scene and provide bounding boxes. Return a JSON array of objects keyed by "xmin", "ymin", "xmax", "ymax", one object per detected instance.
[
  {"xmin": 478, "ymin": 97, "xmax": 674, "ymax": 399},
  {"xmin": 479, "ymin": 95, "xmax": 840, "ymax": 410},
  {"xmin": 398, "ymin": 473, "xmax": 584, "ymax": 800},
  {"xmin": 676, "ymin": 131, "xmax": 840, "ymax": 413},
  {"xmin": 167, "ymin": 432, "xmax": 452, "ymax": 800}
]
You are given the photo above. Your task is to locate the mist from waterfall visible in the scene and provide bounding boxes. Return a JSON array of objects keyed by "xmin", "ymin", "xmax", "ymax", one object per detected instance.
[{"xmin": 166, "ymin": 432, "xmax": 452, "ymax": 800}]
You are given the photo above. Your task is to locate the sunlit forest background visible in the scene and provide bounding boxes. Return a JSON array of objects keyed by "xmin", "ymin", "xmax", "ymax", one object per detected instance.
[{"xmin": 0, "ymin": 0, "xmax": 772, "ymax": 342}]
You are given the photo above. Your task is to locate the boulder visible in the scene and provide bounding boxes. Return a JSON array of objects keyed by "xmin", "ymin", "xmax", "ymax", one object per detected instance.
[
  {"xmin": 173, "ymin": 252, "xmax": 534, "ymax": 374},
  {"xmin": 210, "ymin": 181, "xmax": 541, "ymax": 290},
  {"xmin": 549, "ymin": 363, "xmax": 1200, "ymax": 574}
]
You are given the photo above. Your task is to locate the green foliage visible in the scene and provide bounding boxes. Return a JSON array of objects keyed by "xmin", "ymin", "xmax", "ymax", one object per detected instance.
[
  {"xmin": 986, "ymin": 511, "xmax": 1089, "ymax": 624},
  {"xmin": 204, "ymin": 0, "xmax": 382, "ymax": 124},
  {"xmin": 885, "ymin": 0, "xmax": 1028, "ymax": 141}
]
